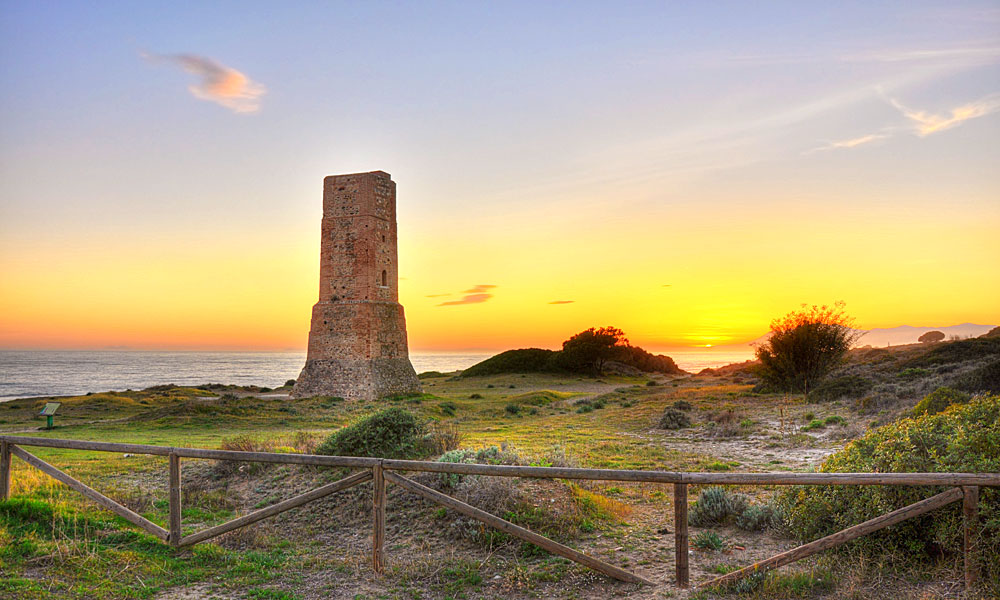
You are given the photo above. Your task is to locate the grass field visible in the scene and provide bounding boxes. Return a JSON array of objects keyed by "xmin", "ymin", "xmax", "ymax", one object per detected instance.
[{"xmin": 0, "ymin": 360, "xmax": 982, "ymax": 599}]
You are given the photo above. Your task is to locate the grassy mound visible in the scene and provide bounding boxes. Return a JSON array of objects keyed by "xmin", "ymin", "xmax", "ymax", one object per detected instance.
[
  {"xmin": 460, "ymin": 349, "xmax": 557, "ymax": 377},
  {"xmin": 316, "ymin": 407, "xmax": 428, "ymax": 459},
  {"xmin": 777, "ymin": 395, "xmax": 1000, "ymax": 592}
]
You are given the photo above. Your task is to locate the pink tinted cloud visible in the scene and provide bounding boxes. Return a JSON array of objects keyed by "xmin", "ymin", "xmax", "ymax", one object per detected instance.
[{"xmin": 144, "ymin": 53, "xmax": 266, "ymax": 114}]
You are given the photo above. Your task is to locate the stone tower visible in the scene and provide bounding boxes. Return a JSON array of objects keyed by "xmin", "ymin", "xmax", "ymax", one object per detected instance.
[{"xmin": 292, "ymin": 171, "xmax": 421, "ymax": 400}]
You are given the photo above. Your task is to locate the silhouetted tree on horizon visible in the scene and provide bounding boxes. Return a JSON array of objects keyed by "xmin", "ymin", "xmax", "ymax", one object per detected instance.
[{"xmin": 918, "ymin": 330, "xmax": 946, "ymax": 344}]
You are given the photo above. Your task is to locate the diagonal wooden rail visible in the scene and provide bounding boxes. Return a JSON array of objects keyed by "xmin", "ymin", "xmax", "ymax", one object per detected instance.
[
  {"xmin": 384, "ymin": 470, "xmax": 653, "ymax": 585},
  {"xmin": 703, "ymin": 486, "xmax": 964, "ymax": 588},
  {"xmin": 1, "ymin": 435, "xmax": 997, "ymax": 591}
]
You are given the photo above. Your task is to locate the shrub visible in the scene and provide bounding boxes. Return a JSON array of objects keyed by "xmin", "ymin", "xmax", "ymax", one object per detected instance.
[
  {"xmin": 672, "ymin": 399, "xmax": 693, "ymax": 411},
  {"xmin": 504, "ymin": 403, "xmax": 521, "ymax": 415},
  {"xmin": 776, "ymin": 396, "xmax": 1000, "ymax": 592},
  {"xmin": 689, "ymin": 487, "xmax": 748, "ymax": 527},
  {"xmin": 912, "ymin": 386, "xmax": 970, "ymax": 416},
  {"xmin": 736, "ymin": 503, "xmax": 782, "ymax": 532},
  {"xmin": 437, "ymin": 446, "xmax": 520, "ymax": 489},
  {"xmin": 316, "ymin": 407, "xmax": 427, "ymax": 459},
  {"xmin": 469, "ymin": 393, "xmax": 483, "ymax": 400},
  {"xmin": 692, "ymin": 530, "xmax": 726, "ymax": 551},
  {"xmin": 438, "ymin": 401, "xmax": 457, "ymax": 416},
  {"xmin": 808, "ymin": 375, "xmax": 872, "ymax": 403},
  {"xmin": 425, "ymin": 422, "xmax": 462, "ymax": 455},
  {"xmin": 658, "ymin": 408, "xmax": 692, "ymax": 430},
  {"xmin": 754, "ymin": 303, "xmax": 863, "ymax": 395},
  {"xmin": 283, "ymin": 379, "xmax": 296, "ymax": 387}
]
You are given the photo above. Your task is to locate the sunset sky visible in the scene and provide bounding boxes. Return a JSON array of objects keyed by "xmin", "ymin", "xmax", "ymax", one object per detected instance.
[{"xmin": 1, "ymin": 1, "xmax": 998, "ymax": 352}]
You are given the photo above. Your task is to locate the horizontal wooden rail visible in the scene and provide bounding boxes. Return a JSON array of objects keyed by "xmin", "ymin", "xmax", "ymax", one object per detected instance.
[
  {"xmin": 382, "ymin": 457, "xmax": 1000, "ymax": 487},
  {"xmin": 0, "ymin": 436, "xmax": 378, "ymax": 468},
  {"xmin": 9, "ymin": 445, "xmax": 169, "ymax": 540},
  {"xmin": 3, "ymin": 436, "xmax": 999, "ymax": 486}
]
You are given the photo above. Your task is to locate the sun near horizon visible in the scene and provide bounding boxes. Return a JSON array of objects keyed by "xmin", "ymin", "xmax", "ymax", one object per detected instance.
[{"xmin": 1, "ymin": 2, "xmax": 998, "ymax": 353}]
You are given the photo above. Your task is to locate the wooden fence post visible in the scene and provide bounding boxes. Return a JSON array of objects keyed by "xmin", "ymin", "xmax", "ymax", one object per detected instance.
[
  {"xmin": 0, "ymin": 441, "xmax": 11, "ymax": 501},
  {"xmin": 674, "ymin": 482, "xmax": 689, "ymax": 588},
  {"xmin": 372, "ymin": 462, "xmax": 385, "ymax": 573},
  {"xmin": 963, "ymin": 486, "xmax": 979, "ymax": 591},
  {"xmin": 169, "ymin": 453, "xmax": 182, "ymax": 546}
]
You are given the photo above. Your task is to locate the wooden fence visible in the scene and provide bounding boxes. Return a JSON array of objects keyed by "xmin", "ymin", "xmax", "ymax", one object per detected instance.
[{"xmin": 1, "ymin": 435, "xmax": 997, "ymax": 591}]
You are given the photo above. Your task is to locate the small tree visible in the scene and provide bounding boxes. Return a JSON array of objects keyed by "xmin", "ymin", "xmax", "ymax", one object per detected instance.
[
  {"xmin": 918, "ymin": 330, "xmax": 945, "ymax": 344},
  {"xmin": 557, "ymin": 326, "xmax": 628, "ymax": 374},
  {"xmin": 754, "ymin": 303, "xmax": 863, "ymax": 396}
]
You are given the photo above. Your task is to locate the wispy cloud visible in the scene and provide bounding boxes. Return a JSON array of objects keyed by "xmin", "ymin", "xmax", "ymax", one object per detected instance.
[
  {"xmin": 548, "ymin": 300, "xmax": 574, "ymax": 305},
  {"xmin": 143, "ymin": 53, "xmax": 266, "ymax": 114},
  {"xmin": 807, "ymin": 132, "xmax": 889, "ymax": 153},
  {"xmin": 888, "ymin": 94, "xmax": 1000, "ymax": 136},
  {"xmin": 438, "ymin": 285, "xmax": 496, "ymax": 306}
]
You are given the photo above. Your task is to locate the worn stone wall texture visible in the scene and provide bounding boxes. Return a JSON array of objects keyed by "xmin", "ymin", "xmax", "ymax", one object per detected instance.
[{"xmin": 292, "ymin": 171, "xmax": 421, "ymax": 400}]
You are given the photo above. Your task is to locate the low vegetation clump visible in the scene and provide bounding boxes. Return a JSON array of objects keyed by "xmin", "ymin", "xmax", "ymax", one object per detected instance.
[
  {"xmin": 689, "ymin": 487, "xmax": 782, "ymax": 532},
  {"xmin": 672, "ymin": 399, "xmax": 693, "ymax": 411},
  {"xmin": 777, "ymin": 395, "xmax": 1000, "ymax": 593},
  {"xmin": 689, "ymin": 487, "xmax": 749, "ymax": 527},
  {"xmin": 316, "ymin": 407, "xmax": 428, "ymax": 459},
  {"xmin": 735, "ymin": 503, "xmax": 782, "ymax": 532},
  {"xmin": 657, "ymin": 408, "xmax": 692, "ymax": 430},
  {"xmin": 704, "ymin": 409, "xmax": 749, "ymax": 437},
  {"xmin": 692, "ymin": 530, "xmax": 727, "ymax": 551},
  {"xmin": 801, "ymin": 415, "xmax": 847, "ymax": 432},
  {"xmin": 436, "ymin": 446, "xmax": 520, "ymax": 488},
  {"xmin": 912, "ymin": 386, "xmax": 970, "ymax": 416}
]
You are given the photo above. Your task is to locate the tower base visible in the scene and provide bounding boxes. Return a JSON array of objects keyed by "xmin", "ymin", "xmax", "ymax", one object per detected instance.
[{"xmin": 291, "ymin": 357, "xmax": 421, "ymax": 401}]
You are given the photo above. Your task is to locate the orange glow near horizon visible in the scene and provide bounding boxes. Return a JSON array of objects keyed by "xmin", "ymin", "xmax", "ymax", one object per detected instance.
[{"xmin": 2, "ymin": 190, "xmax": 997, "ymax": 352}]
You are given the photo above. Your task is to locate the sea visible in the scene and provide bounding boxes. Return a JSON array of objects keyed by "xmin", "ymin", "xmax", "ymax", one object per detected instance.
[{"xmin": 0, "ymin": 349, "xmax": 753, "ymax": 402}]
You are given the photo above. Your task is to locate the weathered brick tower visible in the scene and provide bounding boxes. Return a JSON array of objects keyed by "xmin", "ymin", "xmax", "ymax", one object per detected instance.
[{"xmin": 292, "ymin": 171, "xmax": 421, "ymax": 400}]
